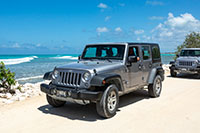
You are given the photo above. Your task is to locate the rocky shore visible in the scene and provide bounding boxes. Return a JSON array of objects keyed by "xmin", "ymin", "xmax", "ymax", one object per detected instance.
[{"xmin": 0, "ymin": 81, "xmax": 49, "ymax": 104}]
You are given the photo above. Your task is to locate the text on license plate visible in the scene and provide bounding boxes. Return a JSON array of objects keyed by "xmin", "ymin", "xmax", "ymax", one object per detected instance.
[{"xmin": 57, "ymin": 90, "xmax": 66, "ymax": 97}]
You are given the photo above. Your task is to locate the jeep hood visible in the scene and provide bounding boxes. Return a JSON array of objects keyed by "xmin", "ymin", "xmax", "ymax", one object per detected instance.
[
  {"xmin": 57, "ymin": 61, "xmax": 124, "ymax": 73},
  {"xmin": 177, "ymin": 56, "xmax": 200, "ymax": 62}
]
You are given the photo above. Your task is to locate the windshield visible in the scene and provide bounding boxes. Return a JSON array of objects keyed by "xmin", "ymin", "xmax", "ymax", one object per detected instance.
[
  {"xmin": 180, "ymin": 50, "xmax": 200, "ymax": 56},
  {"xmin": 82, "ymin": 45, "xmax": 125, "ymax": 60}
]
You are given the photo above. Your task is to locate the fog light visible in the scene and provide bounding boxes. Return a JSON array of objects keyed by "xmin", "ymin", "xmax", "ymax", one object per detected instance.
[
  {"xmin": 68, "ymin": 91, "xmax": 72, "ymax": 96},
  {"xmin": 52, "ymin": 89, "xmax": 57, "ymax": 94}
]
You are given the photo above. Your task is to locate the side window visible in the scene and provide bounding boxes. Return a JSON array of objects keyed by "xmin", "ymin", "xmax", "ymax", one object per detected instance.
[
  {"xmin": 142, "ymin": 46, "xmax": 150, "ymax": 60},
  {"xmin": 152, "ymin": 45, "xmax": 161, "ymax": 62},
  {"xmin": 128, "ymin": 47, "xmax": 139, "ymax": 56}
]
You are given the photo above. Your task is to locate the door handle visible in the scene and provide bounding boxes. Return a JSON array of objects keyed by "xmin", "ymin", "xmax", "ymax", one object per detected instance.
[
  {"xmin": 149, "ymin": 63, "xmax": 152, "ymax": 68},
  {"xmin": 138, "ymin": 64, "xmax": 143, "ymax": 70}
]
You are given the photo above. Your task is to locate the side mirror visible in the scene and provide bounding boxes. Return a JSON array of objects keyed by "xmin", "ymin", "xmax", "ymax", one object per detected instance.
[
  {"xmin": 176, "ymin": 54, "xmax": 179, "ymax": 58},
  {"xmin": 78, "ymin": 55, "xmax": 81, "ymax": 60},
  {"xmin": 128, "ymin": 56, "xmax": 137, "ymax": 62}
]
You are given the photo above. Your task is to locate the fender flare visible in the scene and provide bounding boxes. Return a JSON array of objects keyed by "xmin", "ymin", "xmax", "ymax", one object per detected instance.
[
  {"xmin": 148, "ymin": 67, "xmax": 165, "ymax": 84},
  {"xmin": 43, "ymin": 71, "xmax": 52, "ymax": 80},
  {"xmin": 90, "ymin": 73, "xmax": 124, "ymax": 92}
]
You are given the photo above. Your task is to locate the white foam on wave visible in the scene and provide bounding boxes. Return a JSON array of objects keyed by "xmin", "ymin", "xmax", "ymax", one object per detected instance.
[
  {"xmin": 0, "ymin": 56, "xmax": 38, "ymax": 65},
  {"xmin": 16, "ymin": 75, "xmax": 43, "ymax": 81},
  {"xmin": 53, "ymin": 56, "xmax": 78, "ymax": 60}
]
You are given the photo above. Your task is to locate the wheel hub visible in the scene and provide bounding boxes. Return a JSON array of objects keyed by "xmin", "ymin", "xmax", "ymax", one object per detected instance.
[
  {"xmin": 107, "ymin": 91, "xmax": 117, "ymax": 112},
  {"xmin": 155, "ymin": 79, "xmax": 161, "ymax": 95}
]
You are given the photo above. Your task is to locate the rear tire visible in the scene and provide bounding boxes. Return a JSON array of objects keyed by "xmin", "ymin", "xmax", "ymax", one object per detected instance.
[
  {"xmin": 148, "ymin": 75, "xmax": 162, "ymax": 98},
  {"xmin": 96, "ymin": 84, "xmax": 119, "ymax": 118},
  {"xmin": 46, "ymin": 95, "xmax": 66, "ymax": 107}
]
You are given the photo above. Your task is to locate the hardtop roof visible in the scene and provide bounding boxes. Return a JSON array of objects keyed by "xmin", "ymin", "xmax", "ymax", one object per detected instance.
[
  {"xmin": 182, "ymin": 48, "xmax": 200, "ymax": 50},
  {"xmin": 86, "ymin": 42, "xmax": 159, "ymax": 46}
]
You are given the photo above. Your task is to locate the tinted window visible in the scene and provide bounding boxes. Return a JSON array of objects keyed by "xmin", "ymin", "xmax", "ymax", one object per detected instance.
[
  {"xmin": 142, "ymin": 46, "xmax": 150, "ymax": 60},
  {"xmin": 180, "ymin": 50, "xmax": 200, "ymax": 56},
  {"xmin": 128, "ymin": 47, "xmax": 139, "ymax": 56},
  {"xmin": 152, "ymin": 46, "xmax": 160, "ymax": 59}
]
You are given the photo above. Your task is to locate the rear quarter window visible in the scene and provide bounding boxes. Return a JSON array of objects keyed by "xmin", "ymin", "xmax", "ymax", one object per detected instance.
[{"xmin": 151, "ymin": 45, "xmax": 161, "ymax": 63}]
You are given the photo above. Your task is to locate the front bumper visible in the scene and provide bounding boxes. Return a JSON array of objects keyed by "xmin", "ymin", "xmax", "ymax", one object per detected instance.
[
  {"xmin": 40, "ymin": 83, "xmax": 102, "ymax": 101},
  {"xmin": 170, "ymin": 66, "xmax": 200, "ymax": 74}
]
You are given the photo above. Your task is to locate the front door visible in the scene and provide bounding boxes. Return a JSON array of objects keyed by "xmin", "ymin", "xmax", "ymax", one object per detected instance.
[{"xmin": 126, "ymin": 46, "xmax": 143, "ymax": 88}]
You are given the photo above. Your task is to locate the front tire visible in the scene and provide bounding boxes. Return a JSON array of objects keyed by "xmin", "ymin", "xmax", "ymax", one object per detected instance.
[
  {"xmin": 148, "ymin": 75, "xmax": 162, "ymax": 98},
  {"xmin": 170, "ymin": 68, "xmax": 177, "ymax": 77},
  {"xmin": 46, "ymin": 95, "xmax": 66, "ymax": 107},
  {"xmin": 96, "ymin": 84, "xmax": 119, "ymax": 118}
]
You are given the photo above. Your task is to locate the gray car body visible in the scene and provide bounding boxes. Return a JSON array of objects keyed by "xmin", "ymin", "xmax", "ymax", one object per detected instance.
[
  {"xmin": 170, "ymin": 48, "xmax": 200, "ymax": 74},
  {"xmin": 44, "ymin": 42, "xmax": 164, "ymax": 98}
]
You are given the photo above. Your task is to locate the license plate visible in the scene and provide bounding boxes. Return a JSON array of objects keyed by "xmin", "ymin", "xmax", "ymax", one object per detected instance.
[
  {"xmin": 181, "ymin": 68, "xmax": 187, "ymax": 71},
  {"xmin": 56, "ymin": 90, "xmax": 66, "ymax": 97}
]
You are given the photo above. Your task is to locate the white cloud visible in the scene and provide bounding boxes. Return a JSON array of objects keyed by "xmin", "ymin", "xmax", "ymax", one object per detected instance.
[
  {"xmin": 97, "ymin": 3, "xmax": 108, "ymax": 9},
  {"xmin": 105, "ymin": 16, "xmax": 111, "ymax": 21},
  {"xmin": 12, "ymin": 43, "xmax": 20, "ymax": 48},
  {"xmin": 146, "ymin": 1, "xmax": 164, "ymax": 6},
  {"xmin": 134, "ymin": 30, "xmax": 144, "ymax": 35},
  {"xmin": 142, "ymin": 35, "xmax": 151, "ymax": 40},
  {"xmin": 137, "ymin": 37, "xmax": 141, "ymax": 41},
  {"xmin": 166, "ymin": 13, "xmax": 198, "ymax": 27},
  {"xmin": 151, "ymin": 12, "xmax": 200, "ymax": 51},
  {"xmin": 36, "ymin": 43, "xmax": 41, "ymax": 47},
  {"xmin": 115, "ymin": 27, "xmax": 122, "ymax": 32},
  {"xmin": 96, "ymin": 27, "xmax": 109, "ymax": 35},
  {"xmin": 149, "ymin": 16, "xmax": 164, "ymax": 20}
]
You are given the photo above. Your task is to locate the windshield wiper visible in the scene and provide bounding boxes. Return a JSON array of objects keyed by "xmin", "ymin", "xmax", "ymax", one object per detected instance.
[
  {"xmin": 95, "ymin": 57, "xmax": 112, "ymax": 62},
  {"xmin": 105, "ymin": 58, "xmax": 112, "ymax": 62}
]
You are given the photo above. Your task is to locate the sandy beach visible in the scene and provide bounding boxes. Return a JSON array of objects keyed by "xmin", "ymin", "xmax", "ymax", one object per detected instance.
[{"xmin": 0, "ymin": 69, "xmax": 200, "ymax": 133}]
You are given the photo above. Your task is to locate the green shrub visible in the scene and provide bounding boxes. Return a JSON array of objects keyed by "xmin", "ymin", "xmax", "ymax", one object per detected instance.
[{"xmin": 0, "ymin": 61, "xmax": 16, "ymax": 93}]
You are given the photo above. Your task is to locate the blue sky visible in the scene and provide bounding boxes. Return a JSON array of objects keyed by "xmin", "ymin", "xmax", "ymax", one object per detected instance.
[{"xmin": 0, "ymin": 0, "xmax": 200, "ymax": 54}]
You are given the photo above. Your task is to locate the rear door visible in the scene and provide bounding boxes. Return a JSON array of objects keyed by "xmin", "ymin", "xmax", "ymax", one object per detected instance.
[{"xmin": 141, "ymin": 45, "xmax": 152, "ymax": 83}]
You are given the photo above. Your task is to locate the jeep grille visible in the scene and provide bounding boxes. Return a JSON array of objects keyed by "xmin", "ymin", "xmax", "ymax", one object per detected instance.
[
  {"xmin": 57, "ymin": 71, "xmax": 82, "ymax": 87},
  {"xmin": 179, "ymin": 61, "xmax": 193, "ymax": 66}
]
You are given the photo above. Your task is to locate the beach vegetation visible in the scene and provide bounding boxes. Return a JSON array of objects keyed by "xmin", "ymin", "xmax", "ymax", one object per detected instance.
[
  {"xmin": 0, "ymin": 61, "xmax": 16, "ymax": 93},
  {"xmin": 175, "ymin": 32, "xmax": 200, "ymax": 59}
]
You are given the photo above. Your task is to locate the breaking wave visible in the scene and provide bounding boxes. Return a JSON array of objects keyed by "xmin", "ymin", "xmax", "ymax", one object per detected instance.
[
  {"xmin": 0, "ymin": 56, "xmax": 38, "ymax": 65},
  {"xmin": 52, "ymin": 56, "xmax": 78, "ymax": 60}
]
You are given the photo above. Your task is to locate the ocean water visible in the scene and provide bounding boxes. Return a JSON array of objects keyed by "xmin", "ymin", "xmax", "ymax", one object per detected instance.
[{"xmin": 0, "ymin": 54, "xmax": 174, "ymax": 84}]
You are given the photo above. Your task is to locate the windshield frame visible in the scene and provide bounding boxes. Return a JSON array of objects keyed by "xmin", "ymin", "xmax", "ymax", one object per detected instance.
[
  {"xmin": 81, "ymin": 44, "xmax": 126, "ymax": 61},
  {"xmin": 180, "ymin": 50, "xmax": 200, "ymax": 57}
]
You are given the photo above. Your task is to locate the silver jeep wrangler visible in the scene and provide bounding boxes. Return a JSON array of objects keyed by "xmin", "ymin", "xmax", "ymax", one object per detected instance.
[
  {"xmin": 170, "ymin": 48, "xmax": 200, "ymax": 77},
  {"xmin": 41, "ymin": 43, "xmax": 164, "ymax": 118}
]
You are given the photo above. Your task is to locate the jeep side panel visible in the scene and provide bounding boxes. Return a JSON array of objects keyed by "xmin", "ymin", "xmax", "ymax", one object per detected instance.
[{"xmin": 148, "ymin": 66, "xmax": 164, "ymax": 84}]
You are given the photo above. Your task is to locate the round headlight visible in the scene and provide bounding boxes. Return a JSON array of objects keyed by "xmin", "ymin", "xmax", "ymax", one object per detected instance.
[
  {"xmin": 52, "ymin": 70, "xmax": 59, "ymax": 79},
  {"xmin": 83, "ymin": 72, "xmax": 91, "ymax": 81}
]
